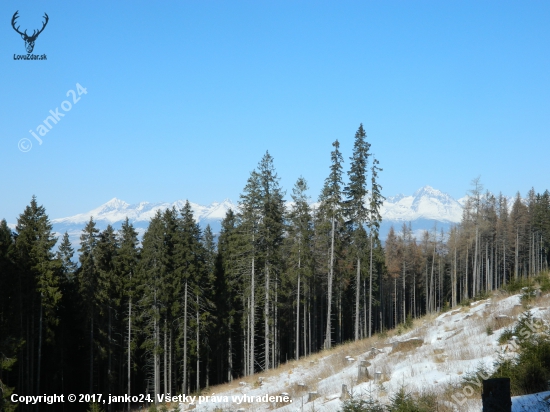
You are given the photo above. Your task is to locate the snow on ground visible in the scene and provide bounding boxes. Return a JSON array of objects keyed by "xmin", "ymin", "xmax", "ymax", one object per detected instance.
[{"xmin": 177, "ymin": 292, "xmax": 550, "ymax": 412}]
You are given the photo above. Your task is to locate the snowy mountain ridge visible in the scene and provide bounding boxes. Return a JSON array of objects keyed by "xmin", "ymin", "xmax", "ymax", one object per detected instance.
[
  {"xmin": 380, "ymin": 185, "xmax": 464, "ymax": 223},
  {"xmin": 5, "ymin": 186, "xmax": 468, "ymax": 246},
  {"xmin": 51, "ymin": 185, "xmax": 463, "ymax": 230},
  {"xmin": 52, "ymin": 198, "xmax": 237, "ymax": 227}
]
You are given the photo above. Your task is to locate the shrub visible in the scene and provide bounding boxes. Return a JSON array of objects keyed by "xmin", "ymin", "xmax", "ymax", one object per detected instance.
[
  {"xmin": 536, "ymin": 271, "xmax": 550, "ymax": 292},
  {"xmin": 490, "ymin": 311, "xmax": 550, "ymax": 396},
  {"xmin": 520, "ymin": 286, "xmax": 536, "ymax": 306},
  {"xmin": 502, "ymin": 277, "xmax": 532, "ymax": 294},
  {"xmin": 386, "ymin": 387, "xmax": 437, "ymax": 412},
  {"xmin": 474, "ymin": 290, "xmax": 491, "ymax": 301},
  {"xmin": 340, "ymin": 396, "xmax": 384, "ymax": 412},
  {"xmin": 87, "ymin": 403, "xmax": 105, "ymax": 412},
  {"xmin": 461, "ymin": 363, "xmax": 492, "ymax": 396},
  {"xmin": 459, "ymin": 298, "xmax": 471, "ymax": 307},
  {"xmin": 498, "ymin": 327, "xmax": 514, "ymax": 344},
  {"xmin": 404, "ymin": 314, "xmax": 414, "ymax": 330}
]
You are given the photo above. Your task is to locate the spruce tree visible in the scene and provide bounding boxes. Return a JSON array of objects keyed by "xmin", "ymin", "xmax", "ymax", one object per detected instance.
[
  {"xmin": 118, "ymin": 218, "xmax": 140, "ymax": 406},
  {"xmin": 368, "ymin": 156, "xmax": 384, "ymax": 336},
  {"xmin": 344, "ymin": 124, "xmax": 371, "ymax": 341},
  {"xmin": 57, "ymin": 232, "xmax": 77, "ymax": 283},
  {"xmin": 78, "ymin": 217, "xmax": 100, "ymax": 393},
  {"xmin": 0, "ymin": 219, "xmax": 19, "ymax": 412},
  {"xmin": 286, "ymin": 177, "xmax": 313, "ymax": 359},
  {"xmin": 216, "ymin": 209, "xmax": 239, "ymax": 380},
  {"xmin": 139, "ymin": 212, "xmax": 165, "ymax": 402},
  {"xmin": 237, "ymin": 170, "xmax": 262, "ymax": 375},
  {"xmin": 319, "ymin": 140, "xmax": 344, "ymax": 349},
  {"xmin": 95, "ymin": 225, "xmax": 120, "ymax": 402},
  {"xmin": 256, "ymin": 151, "xmax": 285, "ymax": 370},
  {"xmin": 200, "ymin": 225, "xmax": 217, "ymax": 388},
  {"xmin": 174, "ymin": 202, "xmax": 203, "ymax": 393},
  {"xmin": 15, "ymin": 196, "xmax": 61, "ymax": 397}
]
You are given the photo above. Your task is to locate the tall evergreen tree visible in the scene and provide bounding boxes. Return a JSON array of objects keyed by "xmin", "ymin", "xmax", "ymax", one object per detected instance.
[
  {"xmin": 215, "ymin": 209, "xmax": 240, "ymax": 381},
  {"xmin": 0, "ymin": 220, "xmax": 19, "ymax": 412},
  {"xmin": 368, "ymin": 157, "xmax": 384, "ymax": 336},
  {"xmin": 256, "ymin": 152, "xmax": 285, "ymax": 370},
  {"xmin": 237, "ymin": 170, "xmax": 262, "ymax": 375},
  {"xmin": 118, "ymin": 218, "xmax": 140, "ymax": 409},
  {"xmin": 78, "ymin": 217, "xmax": 100, "ymax": 394},
  {"xmin": 343, "ymin": 124, "xmax": 371, "ymax": 341},
  {"xmin": 286, "ymin": 177, "xmax": 313, "ymax": 359},
  {"xmin": 15, "ymin": 196, "xmax": 61, "ymax": 398},
  {"xmin": 319, "ymin": 140, "xmax": 344, "ymax": 349},
  {"xmin": 95, "ymin": 225, "xmax": 120, "ymax": 406}
]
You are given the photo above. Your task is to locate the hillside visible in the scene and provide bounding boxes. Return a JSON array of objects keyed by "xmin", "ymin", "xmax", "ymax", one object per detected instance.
[{"xmin": 164, "ymin": 291, "xmax": 550, "ymax": 412}]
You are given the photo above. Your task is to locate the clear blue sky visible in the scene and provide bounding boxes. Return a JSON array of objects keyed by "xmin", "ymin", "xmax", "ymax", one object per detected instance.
[{"xmin": 2, "ymin": 1, "xmax": 549, "ymax": 222}]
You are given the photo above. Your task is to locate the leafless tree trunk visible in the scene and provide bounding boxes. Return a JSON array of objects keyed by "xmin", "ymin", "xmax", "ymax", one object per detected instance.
[
  {"xmin": 182, "ymin": 281, "xmax": 187, "ymax": 394},
  {"xmin": 127, "ymin": 296, "xmax": 131, "ymax": 412},
  {"xmin": 324, "ymin": 215, "xmax": 335, "ymax": 349},
  {"xmin": 196, "ymin": 294, "xmax": 200, "ymax": 392},
  {"xmin": 369, "ymin": 234, "xmax": 373, "ymax": 337},
  {"xmin": 250, "ymin": 255, "xmax": 255, "ymax": 376},
  {"xmin": 354, "ymin": 257, "xmax": 360, "ymax": 341}
]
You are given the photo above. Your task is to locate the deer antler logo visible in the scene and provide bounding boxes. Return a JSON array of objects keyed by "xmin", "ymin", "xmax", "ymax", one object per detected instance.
[{"xmin": 11, "ymin": 11, "xmax": 49, "ymax": 53}]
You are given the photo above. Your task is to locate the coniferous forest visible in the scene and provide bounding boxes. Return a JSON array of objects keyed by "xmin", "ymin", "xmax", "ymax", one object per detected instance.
[{"xmin": 1, "ymin": 125, "xmax": 550, "ymax": 411}]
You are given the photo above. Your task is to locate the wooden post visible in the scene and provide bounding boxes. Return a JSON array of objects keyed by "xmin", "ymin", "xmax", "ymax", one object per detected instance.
[
  {"xmin": 340, "ymin": 384, "xmax": 349, "ymax": 400},
  {"xmin": 482, "ymin": 378, "xmax": 511, "ymax": 412}
]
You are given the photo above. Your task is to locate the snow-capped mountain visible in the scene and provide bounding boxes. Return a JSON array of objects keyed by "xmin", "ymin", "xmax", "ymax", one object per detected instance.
[
  {"xmin": 378, "ymin": 185, "xmax": 463, "ymax": 239},
  {"xmin": 52, "ymin": 198, "xmax": 235, "ymax": 228},
  {"xmin": 381, "ymin": 185, "xmax": 463, "ymax": 223},
  {"xmin": 46, "ymin": 186, "xmax": 465, "ymax": 247},
  {"xmin": 51, "ymin": 198, "xmax": 237, "ymax": 247}
]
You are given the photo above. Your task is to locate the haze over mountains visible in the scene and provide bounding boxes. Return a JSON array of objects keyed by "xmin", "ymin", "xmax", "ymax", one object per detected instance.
[{"xmin": 46, "ymin": 185, "xmax": 467, "ymax": 247}]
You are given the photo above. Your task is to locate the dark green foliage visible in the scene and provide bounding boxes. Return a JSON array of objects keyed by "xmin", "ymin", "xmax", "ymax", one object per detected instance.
[
  {"xmin": 491, "ymin": 311, "xmax": 550, "ymax": 395},
  {"xmin": 87, "ymin": 403, "xmax": 105, "ymax": 412},
  {"xmin": 461, "ymin": 362, "xmax": 491, "ymax": 396},
  {"xmin": 502, "ymin": 277, "xmax": 533, "ymax": 294},
  {"xmin": 344, "ymin": 124, "xmax": 371, "ymax": 226},
  {"xmin": 404, "ymin": 313, "xmax": 414, "ymax": 330},
  {"xmin": 340, "ymin": 396, "xmax": 384, "ymax": 412},
  {"xmin": 535, "ymin": 272, "xmax": 550, "ymax": 292},
  {"xmin": 57, "ymin": 232, "xmax": 77, "ymax": 282},
  {"xmin": 0, "ymin": 219, "xmax": 19, "ymax": 412},
  {"xmin": 498, "ymin": 328, "xmax": 514, "ymax": 344},
  {"xmin": 387, "ymin": 387, "xmax": 437, "ymax": 412}
]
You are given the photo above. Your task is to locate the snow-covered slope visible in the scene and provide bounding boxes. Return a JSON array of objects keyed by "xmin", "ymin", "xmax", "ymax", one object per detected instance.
[{"xmin": 174, "ymin": 293, "xmax": 550, "ymax": 412}]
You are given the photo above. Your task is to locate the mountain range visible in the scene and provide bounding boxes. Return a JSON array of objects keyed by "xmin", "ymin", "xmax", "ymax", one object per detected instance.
[{"xmin": 46, "ymin": 185, "xmax": 466, "ymax": 247}]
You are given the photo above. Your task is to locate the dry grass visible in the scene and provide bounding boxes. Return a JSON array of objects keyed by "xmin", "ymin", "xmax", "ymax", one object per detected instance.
[{"xmin": 189, "ymin": 289, "xmax": 550, "ymax": 412}]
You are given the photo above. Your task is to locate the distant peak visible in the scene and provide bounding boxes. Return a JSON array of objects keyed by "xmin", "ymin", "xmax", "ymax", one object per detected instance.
[
  {"xmin": 102, "ymin": 198, "xmax": 130, "ymax": 208},
  {"xmin": 413, "ymin": 186, "xmax": 447, "ymax": 198}
]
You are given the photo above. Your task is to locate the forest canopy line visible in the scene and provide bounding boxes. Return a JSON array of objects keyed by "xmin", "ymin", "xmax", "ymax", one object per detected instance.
[{"xmin": 1, "ymin": 125, "xmax": 549, "ymax": 412}]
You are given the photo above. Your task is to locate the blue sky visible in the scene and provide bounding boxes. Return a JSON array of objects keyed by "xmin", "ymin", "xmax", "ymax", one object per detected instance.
[{"xmin": 1, "ymin": 1, "xmax": 549, "ymax": 222}]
